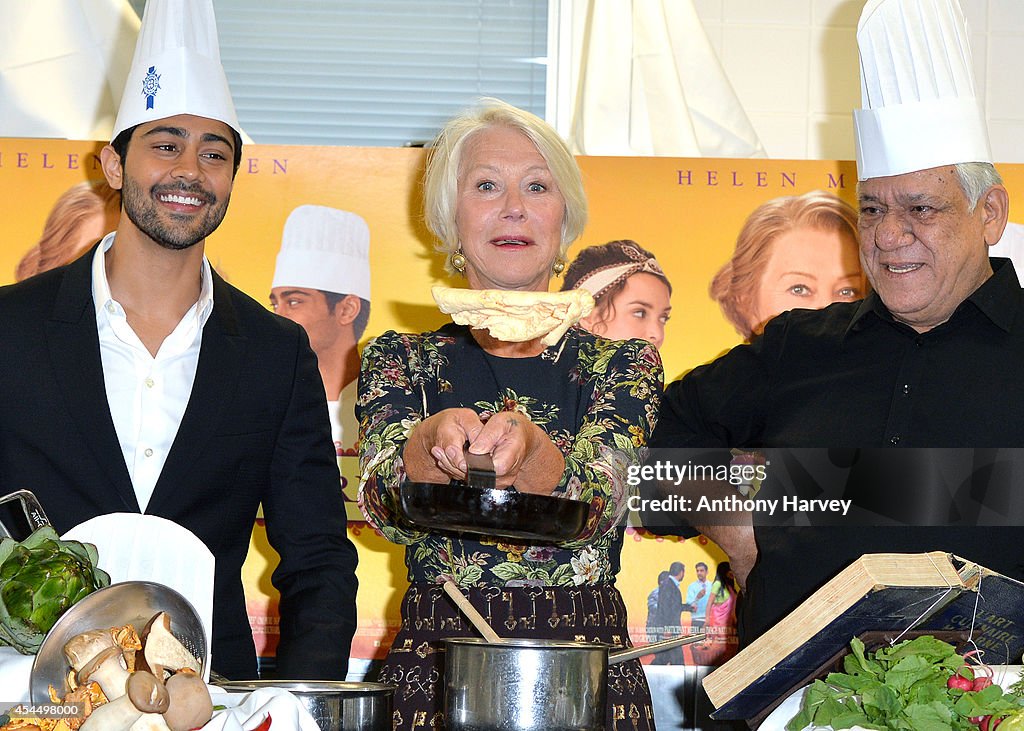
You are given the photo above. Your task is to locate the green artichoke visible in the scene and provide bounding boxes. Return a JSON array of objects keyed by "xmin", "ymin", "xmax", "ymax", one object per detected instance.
[{"xmin": 0, "ymin": 526, "xmax": 110, "ymax": 654}]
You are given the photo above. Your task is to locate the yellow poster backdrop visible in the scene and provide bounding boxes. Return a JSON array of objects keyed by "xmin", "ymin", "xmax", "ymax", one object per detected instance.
[{"xmin": 5, "ymin": 138, "xmax": 1020, "ymax": 665}]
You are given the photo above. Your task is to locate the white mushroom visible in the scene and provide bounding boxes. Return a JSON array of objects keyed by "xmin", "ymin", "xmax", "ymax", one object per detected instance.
[
  {"xmin": 163, "ymin": 669, "xmax": 214, "ymax": 731},
  {"xmin": 129, "ymin": 714, "xmax": 173, "ymax": 731},
  {"xmin": 81, "ymin": 671, "xmax": 169, "ymax": 731},
  {"xmin": 77, "ymin": 645, "xmax": 132, "ymax": 701},
  {"xmin": 139, "ymin": 613, "xmax": 201, "ymax": 680},
  {"xmin": 64, "ymin": 630, "xmax": 118, "ymax": 672}
]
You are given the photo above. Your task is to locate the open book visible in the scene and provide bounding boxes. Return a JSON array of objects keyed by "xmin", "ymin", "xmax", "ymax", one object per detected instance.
[{"xmin": 704, "ymin": 552, "xmax": 1024, "ymax": 723}]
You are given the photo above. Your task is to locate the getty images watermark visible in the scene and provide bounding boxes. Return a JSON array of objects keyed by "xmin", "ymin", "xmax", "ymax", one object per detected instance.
[
  {"xmin": 626, "ymin": 452, "xmax": 854, "ymax": 521},
  {"xmin": 627, "ymin": 448, "xmax": 1024, "ymax": 527}
]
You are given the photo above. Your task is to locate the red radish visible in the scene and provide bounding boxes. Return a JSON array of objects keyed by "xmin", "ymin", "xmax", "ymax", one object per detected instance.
[
  {"xmin": 980, "ymin": 714, "xmax": 1007, "ymax": 730},
  {"xmin": 974, "ymin": 677, "xmax": 994, "ymax": 691},
  {"xmin": 949, "ymin": 673, "xmax": 974, "ymax": 691}
]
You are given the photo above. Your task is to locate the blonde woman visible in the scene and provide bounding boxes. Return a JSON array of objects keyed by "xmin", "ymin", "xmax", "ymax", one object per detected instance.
[{"xmin": 358, "ymin": 99, "xmax": 662, "ymax": 729}]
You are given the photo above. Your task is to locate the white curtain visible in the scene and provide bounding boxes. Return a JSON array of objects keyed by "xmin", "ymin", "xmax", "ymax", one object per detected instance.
[
  {"xmin": 0, "ymin": 0, "xmax": 139, "ymax": 140},
  {"xmin": 568, "ymin": 0, "xmax": 765, "ymax": 158}
]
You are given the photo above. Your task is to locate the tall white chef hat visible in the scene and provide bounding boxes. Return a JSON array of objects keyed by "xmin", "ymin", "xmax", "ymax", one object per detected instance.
[
  {"xmin": 111, "ymin": 0, "xmax": 240, "ymax": 141},
  {"xmin": 853, "ymin": 0, "xmax": 991, "ymax": 181},
  {"xmin": 272, "ymin": 205, "xmax": 372, "ymax": 301}
]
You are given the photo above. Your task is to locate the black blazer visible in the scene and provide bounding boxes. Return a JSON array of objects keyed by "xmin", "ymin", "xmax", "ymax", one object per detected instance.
[
  {"xmin": 0, "ymin": 248, "xmax": 357, "ymax": 680},
  {"xmin": 654, "ymin": 576, "xmax": 683, "ymax": 632}
]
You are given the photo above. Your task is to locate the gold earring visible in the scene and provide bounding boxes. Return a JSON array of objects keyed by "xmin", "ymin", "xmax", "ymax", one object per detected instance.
[
  {"xmin": 552, "ymin": 257, "xmax": 567, "ymax": 275},
  {"xmin": 449, "ymin": 249, "xmax": 467, "ymax": 273}
]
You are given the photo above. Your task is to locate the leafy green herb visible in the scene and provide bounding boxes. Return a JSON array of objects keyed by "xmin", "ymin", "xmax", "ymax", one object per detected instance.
[{"xmin": 785, "ymin": 637, "xmax": 1024, "ymax": 730}]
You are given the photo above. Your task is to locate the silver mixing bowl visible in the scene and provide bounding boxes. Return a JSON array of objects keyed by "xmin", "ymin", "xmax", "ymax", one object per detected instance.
[
  {"xmin": 216, "ymin": 680, "xmax": 395, "ymax": 731},
  {"xmin": 31, "ymin": 580, "xmax": 207, "ymax": 703}
]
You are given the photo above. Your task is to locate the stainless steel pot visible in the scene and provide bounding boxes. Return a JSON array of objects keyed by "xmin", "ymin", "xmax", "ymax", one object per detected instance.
[
  {"xmin": 445, "ymin": 638, "xmax": 606, "ymax": 731},
  {"xmin": 443, "ymin": 634, "xmax": 704, "ymax": 731},
  {"xmin": 216, "ymin": 680, "xmax": 395, "ymax": 731}
]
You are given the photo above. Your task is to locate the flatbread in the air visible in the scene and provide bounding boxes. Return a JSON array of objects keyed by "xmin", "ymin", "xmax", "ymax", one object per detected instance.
[{"xmin": 432, "ymin": 287, "xmax": 595, "ymax": 346}]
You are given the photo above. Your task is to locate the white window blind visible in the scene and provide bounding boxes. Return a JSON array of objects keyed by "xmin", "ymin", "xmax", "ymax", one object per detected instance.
[{"xmin": 130, "ymin": 0, "xmax": 549, "ymax": 147}]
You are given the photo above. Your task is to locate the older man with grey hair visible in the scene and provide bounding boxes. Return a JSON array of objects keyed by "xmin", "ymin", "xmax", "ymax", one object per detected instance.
[{"xmin": 649, "ymin": 0, "xmax": 1024, "ymax": 650}]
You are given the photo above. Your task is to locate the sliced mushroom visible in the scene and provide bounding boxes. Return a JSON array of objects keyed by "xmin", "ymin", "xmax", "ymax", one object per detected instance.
[
  {"xmin": 138, "ymin": 613, "xmax": 201, "ymax": 679},
  {"xmin": 77, "ymin": 645, "xmax": 131, "ymax": 701},
  {"xmin": 81, "ymin": 672, "xmax": 169, "ymax": 731},
  {"xmin": 163, "ymin": 669, "xmax": 214, "ymax": 731}
]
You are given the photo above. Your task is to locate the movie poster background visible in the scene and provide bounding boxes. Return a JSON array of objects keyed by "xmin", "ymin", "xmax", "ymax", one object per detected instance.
[{"xmin": 7, "ymin": 139, "xmax": 1019, "ymax": 670}]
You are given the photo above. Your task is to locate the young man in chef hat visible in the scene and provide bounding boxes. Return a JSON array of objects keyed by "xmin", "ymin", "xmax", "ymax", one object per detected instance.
[
  {"xmin": 0, "ymin": 0, "xmax": 357, "ymax": 681},
  {"xmin": 270, "ymin": 205, "xmax": 371, "ymax": 456},
  {"xmin": 647, "ymin": 0, "xmax": 1022, "ymax": 657}
]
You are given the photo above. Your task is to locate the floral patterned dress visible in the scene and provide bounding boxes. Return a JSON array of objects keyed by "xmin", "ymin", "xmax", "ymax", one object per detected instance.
[{"xmin": 358, "ymin": 323, "xmax": 663, "ymax": 730}]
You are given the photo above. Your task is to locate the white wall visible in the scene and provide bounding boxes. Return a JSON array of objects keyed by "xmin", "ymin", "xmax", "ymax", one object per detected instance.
[
  {"xmin": 690, "ymin": 0, "xmax": 1024, "ymax": 162},
  {"xmin": 193, "ymin": 0, "xmax": 1019, "ymax": 158}
]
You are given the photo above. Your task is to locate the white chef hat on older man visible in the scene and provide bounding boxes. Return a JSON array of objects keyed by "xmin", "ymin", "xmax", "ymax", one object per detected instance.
[
  {"xmin": 853, "ymin": 0, "xmax": 991, "ymax": 181},
  {"xmin": 272, "ymin": 205, "xmax": 372, "ymax": 301},
  {"xmin": 111, "ymin": 0, "xmax": 240, "ymax": 141}
]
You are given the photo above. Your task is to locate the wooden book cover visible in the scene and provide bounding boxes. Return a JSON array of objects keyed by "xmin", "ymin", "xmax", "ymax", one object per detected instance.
[{"xmin": 703, "ymin": 552, "xmax": 1024, "ymax": 722}]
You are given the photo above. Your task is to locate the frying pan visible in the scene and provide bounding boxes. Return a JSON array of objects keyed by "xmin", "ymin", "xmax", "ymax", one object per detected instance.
[
  {"xmin": 0, "ymin": 489, "xmax": 51, "ymax": 540},
  {"xmin": 393, "ymin": 449, "xmax": 589, "ymax": 543}
]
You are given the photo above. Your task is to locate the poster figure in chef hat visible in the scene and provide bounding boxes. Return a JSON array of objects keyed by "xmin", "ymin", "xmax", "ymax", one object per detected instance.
[{"xmin": 270, "ymin": 205, "xmax": 371, "ymax": 455}]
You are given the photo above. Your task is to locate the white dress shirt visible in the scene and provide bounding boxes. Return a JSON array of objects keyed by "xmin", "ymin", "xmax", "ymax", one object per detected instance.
[
  {"xmin": 92, "ymin": 234, "xmax": 214, "ymax": 512},
  {"xmin": 329, "ymin": 378, "xmax": 360, "ymax": 455}
]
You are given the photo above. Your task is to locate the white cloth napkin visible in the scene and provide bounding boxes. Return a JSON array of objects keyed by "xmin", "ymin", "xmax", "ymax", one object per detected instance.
[
  {"xmin": 61, "ymin": 513, "xmax": 215, "ymax": 679},
  {"xmin": 0, "ymin": 646, "xmax": 33, "ymax": 702},
  {"xmin": 206, "ymin": 688, "xmax": 321, "ymax": 731}
]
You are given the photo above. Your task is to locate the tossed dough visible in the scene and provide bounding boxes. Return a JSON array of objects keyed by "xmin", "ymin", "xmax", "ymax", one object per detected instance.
[{"xmin": 432, "ymin": 287, "xmax": 594, "ymax": 346}]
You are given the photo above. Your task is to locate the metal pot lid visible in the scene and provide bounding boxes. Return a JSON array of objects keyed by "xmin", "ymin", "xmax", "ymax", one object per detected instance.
[
  {"xmin": 442, "ymin": 637, "xmax": 610, "ymax": 651},
  {"xmin": 215, "ymin": 680, "xmax": 396, "ymax": 695}
]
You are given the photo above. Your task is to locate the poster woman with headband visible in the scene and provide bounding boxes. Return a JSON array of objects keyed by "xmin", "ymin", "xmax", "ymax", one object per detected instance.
[{"xmin": 561, "ymin": 240, "xmax": 672, "ymax": 350}]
